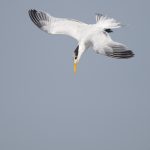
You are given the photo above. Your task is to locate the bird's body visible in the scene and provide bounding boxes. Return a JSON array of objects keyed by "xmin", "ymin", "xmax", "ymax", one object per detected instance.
[{"xmin": 28, "ymin": 9, "xmax": 134, "ymax": 73}]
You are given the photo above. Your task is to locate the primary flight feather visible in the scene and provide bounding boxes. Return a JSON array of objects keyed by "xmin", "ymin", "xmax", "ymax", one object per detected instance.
[{"xmin": 28, "ymin": 9, "xmax": 134, "ymax": 73}]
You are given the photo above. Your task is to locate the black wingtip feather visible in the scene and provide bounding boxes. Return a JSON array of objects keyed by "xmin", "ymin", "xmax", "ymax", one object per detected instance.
[
  {"xmin": 28, "ymin": 9, "xmax": 50, "ymax": 28},
  {"xmin": 28, "ymin": 9, "xmax": 40, "ymax": 26},
  {"xmin": 106, "ymin": 50, "xmax": 134, "ymax": 59}
]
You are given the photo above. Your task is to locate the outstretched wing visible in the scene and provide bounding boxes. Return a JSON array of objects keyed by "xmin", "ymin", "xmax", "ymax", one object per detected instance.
[
  {"xmin": 28, "ymin": 9, "xmax": 88, "ymax": 41},
  {"xmin": 93, "ymin": 32, "xmax": 134, "ymax": 59}
]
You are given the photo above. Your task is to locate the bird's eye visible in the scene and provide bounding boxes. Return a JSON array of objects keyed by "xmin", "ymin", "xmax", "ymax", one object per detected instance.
[{"xmin": 74, "ymin": 56, "xmax": 77, "ymax": 60}]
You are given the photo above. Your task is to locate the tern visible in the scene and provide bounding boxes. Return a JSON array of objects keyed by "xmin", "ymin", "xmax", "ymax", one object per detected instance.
[{"xmin": 28, "ymin": 9, "xmax": 134, "ymax": 73}]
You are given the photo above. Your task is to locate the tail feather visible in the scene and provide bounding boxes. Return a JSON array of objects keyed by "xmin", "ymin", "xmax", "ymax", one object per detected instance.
[{"xmin": 96, "ymin": 15, "xmax": 122, "ymax": 29}]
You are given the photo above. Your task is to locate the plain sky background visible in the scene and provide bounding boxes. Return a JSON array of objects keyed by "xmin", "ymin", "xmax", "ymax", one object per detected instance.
[{"xmin": 0, "ymin": 0, "xmax": 150, "ymax": 150}]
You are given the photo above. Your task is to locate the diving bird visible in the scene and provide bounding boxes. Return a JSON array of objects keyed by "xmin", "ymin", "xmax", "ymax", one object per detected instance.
[{"xmin": 28, "ymin": 9, "xmax": 134, "ymax": 73}]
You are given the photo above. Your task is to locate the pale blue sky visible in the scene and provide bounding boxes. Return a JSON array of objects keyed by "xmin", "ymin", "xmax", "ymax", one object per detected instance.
[{"xmin": 0, "ymin": 0, "xmax": 150, "ymax": 150}]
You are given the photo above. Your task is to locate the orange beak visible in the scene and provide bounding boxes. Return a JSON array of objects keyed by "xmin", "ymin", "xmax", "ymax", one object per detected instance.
[{"xmin": 74, "ymin": 63, "xmax": 77, "ymax": 74}]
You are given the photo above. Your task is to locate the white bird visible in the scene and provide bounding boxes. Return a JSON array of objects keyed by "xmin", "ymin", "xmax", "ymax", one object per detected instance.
[{"xmin": 28, "ymin": 9, "xmax": 134, "ymax": 73}]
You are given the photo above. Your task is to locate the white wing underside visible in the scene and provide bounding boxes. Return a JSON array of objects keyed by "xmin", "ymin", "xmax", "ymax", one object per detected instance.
[
  {"xmin": 92, "ymin": 32, "xmax": 134, "ymax": 58},
  {"xmin": 28, "ymin": 9, "xmax": 88, "ymax": 41}
]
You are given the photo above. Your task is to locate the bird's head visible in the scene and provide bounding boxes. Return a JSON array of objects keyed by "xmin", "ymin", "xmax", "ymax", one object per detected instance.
[
  {"xmin": 73, "ymin": 45, "xmax": 85, "ymax": 74},
  {"xmin": 73, "ymin": 45, "xmax": 79, "ymax": 74}
]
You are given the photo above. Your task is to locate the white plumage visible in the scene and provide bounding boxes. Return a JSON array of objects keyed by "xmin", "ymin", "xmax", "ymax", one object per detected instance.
[{"xmin": 28, "ymin": 9, "xmax": 134, "ymax": 73}]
